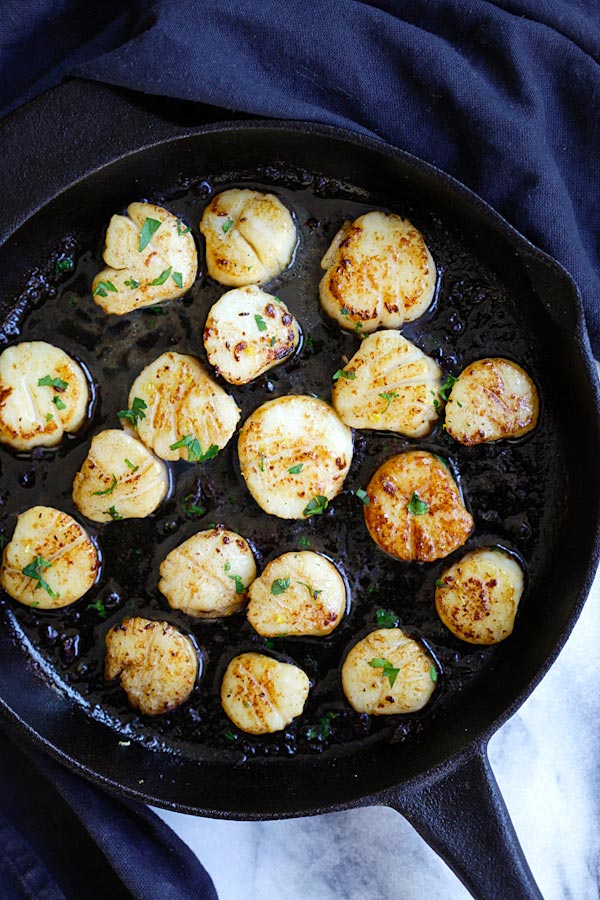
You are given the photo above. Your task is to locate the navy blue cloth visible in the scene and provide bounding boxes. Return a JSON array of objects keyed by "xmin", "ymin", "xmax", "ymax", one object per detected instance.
[
  {"xmin": 0, "ymin": 1, "xmax": 598, "ymax": 896},
  {"xmin": 1, "ymin": 0, "xmax": 599, "ymax": 353}
]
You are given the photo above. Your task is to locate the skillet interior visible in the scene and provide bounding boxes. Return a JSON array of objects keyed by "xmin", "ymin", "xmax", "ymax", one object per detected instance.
[{"xmin": 0, "ymin": 124, "xmax": 598, "ymax": 817}]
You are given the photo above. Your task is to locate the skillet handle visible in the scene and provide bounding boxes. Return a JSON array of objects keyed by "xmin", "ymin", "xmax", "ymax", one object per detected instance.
[{"xmin": 385, "ymin": 746, "xmax": 543, "ymax": 900}]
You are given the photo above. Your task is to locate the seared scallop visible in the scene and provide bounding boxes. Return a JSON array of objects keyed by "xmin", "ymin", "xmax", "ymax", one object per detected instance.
[
  {"xmin": 332, "ymin": 330, "xmax": 442, "ymax": 437},
  {"xmin": 436, "ymin": 548, "xmax": 524, "ymax": 644},
  {"xmin": 247, "ymin": 551, "xmax": 346, "ymax": 637},
  {"xmin": 105, "ymin": 617, "xmax": 198, "ymax": 716},
  {"xmin": 127, "ymin": 351, "xmax": 240, "ymax": 461},
  {"xmin": 159, "ymin": 527, "xmax": 256, "ymax": 618},
  {"xmin": 92, "ymin": 202, "xmax": 197, "ymax": 315},
  {"xmin": 0, "ymin": 341, "xmax": 90, "ymax": 451},
  {"xmin": 445, "ymin": 358, "xmax": 539, "ymax": 445},
  {"xmin": 72, "ymin": 429, "xmax": 169, "ymax": 523},
  {"xmin": 342, "ymin": 628, "xmax": 436, "ymax": 715},
  {"xmin": 200, "ymin": 189, "xmax": 296, "ymax": 287},
  {"xmin": 238, "ymin": 395, "xmax": 353, "ymax": 519},
  {"xmin": 319, "ymin": 211, "xmax": 436, "ymax": 334},
  {"xmin": 0, "ymin": 506, "xmax": 99, "ymax": 609},
  {"xmin": 221, "ymin": 652, "xmax": 309, "ymax": 734},
  {"xmin": 203, "ymin": 285, "xmax": 300, "ymax": 384},
  {"xmin": 364, "ymin": 451, "xmax": 473, "ymax": 563}
]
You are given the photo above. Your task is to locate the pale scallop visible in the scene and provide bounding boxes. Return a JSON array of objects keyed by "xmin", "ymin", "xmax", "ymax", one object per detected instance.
[
  {"xmin": 0, "ymin": 341, "xmax": 90, "ymax": 451},
  {"xmin": 247, "ymin": 551, "xmax": 346, "ymax": 637},
  {"xmin": 364, "ymin": 451, "xmax": 473, "ymax": 563},
  {"xmin": 319, "ymin": 211, "xmax": 436, "ymax": 334},
  {"xmin": 105, "ymin": 617, "xmax": 198, "ymax": 716},
  {"xmin": 127, "ymin": 351, "xmax": 240, "ymax": 461},
  {"xmin": 220, "ymin": 652, "xmax": 309, "ymax": 734},
  {"xmin": 92, "ymin": 202, "xmax": 197, "ymax": 315},
  {"xmin": 200, "ymin": 189, "xmax": 296, "ymax": 287},
  {"xmin": 238, "ymin": 395, "xmax": 353, "ymax": 519},
  {"xmin": 436, "ymin": 548, "xmax": 525, "ymax": 644},
  {"xmin": 72, "ymin": 429, "xmax": 169, "ymax": 523},
  {"xmin": 0, "ymin": 506, "xmax": 99, "ymax": 609},
  {"xmin": 342, "ymin": 628, "xmax": 436, "ymax": 715},
  {"xmin": 445, "ymin": 358, "xmax": 539, "ymax": 445},
  {"xmin": 159, "ymin": 528, "xmax": 256, "ymax": 619},
  {"xmin": 203, "ymin": 285, "xmax": 300, "ymax": 384},
  {"xmin": 332, "ymin": 330, "xmax": 442, "ymax": 436}
]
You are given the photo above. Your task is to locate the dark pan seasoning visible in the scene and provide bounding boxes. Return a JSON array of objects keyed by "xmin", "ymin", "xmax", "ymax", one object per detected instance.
[{"xmin": 0, "ymin": 172, "xmax": 564, "ymax": 764}]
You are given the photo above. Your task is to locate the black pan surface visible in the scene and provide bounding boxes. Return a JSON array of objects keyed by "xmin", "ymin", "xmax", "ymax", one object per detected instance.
[{"xmin": 0, "ymin": 86, "xmax": 598, "ymax": 834}]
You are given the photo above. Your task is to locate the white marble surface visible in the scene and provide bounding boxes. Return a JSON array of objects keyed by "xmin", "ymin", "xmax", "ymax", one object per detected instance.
[{"xmin": 155, "ymin": 560, "xmax": 600, "ymax": 900}]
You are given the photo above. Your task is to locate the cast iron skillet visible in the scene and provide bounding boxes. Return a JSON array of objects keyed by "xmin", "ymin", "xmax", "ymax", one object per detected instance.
[{"xmin": 1, "ymin": 81, "xmax": 599, "ymax": 900}]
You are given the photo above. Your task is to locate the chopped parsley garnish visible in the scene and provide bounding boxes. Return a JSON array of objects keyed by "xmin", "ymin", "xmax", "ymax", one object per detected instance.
[
  {"xmin": 169, "ymin": 434, "xmax": 219, "ymax": 462},
  {"xmin": 139, "ymin": 217, "xmax": 161, "ymax": 252},
  {"xmin": 367, "ymin": 582, "xmax": 377, "ymax": 594},
  {"xmin": 305, "ymin": 336, "xmax": 315, "ymax": 351},
  {"xmin": 68, "ymin": 295, "xmax": 79, "ymax": 307},
  {"xmin": 107, "ymin": 506, "xmax": 122, "ymax": 521},
  {"xmin": 305, "ymin": 711, "xmax": 338, "ymax": 741},
  {"xmin": 271, "ymin": 578, "xmax": 290, "ymax": 595},
  {"xmin": 429, "ymin": 665, "xmax": 438, "ymax": 683},
  {"xmin": 21, "ymin": 556, "xmax": 57, "ymax": 598},
  {"xmin": 182, "ymin": 494, "xmax": 206, "ymax": 517},
  {"xmin": 259, "ymin": 453, "xmax": 265, "ymax": 472},
  {"xmin": 224, "ymin": 729, "xmax": 237, "ymax": 741},
  {"xmin": 93, "ymin": 280, "xmax": 118, "ymax": 297},
  {"xmin": 332, "ymin": 368, "xmax": 356, "ymax": 381},
  {"xmin": 340, "ymin": 306, "xmax": 350, "ymax": 317},
  {"xmin": 296, "ymin": 580, "xmax": 322, "ymax": 601},
  {"xmin": 87, "ymin": 597, "xmax": 108, "ymax": 619},
  {"xmin": 270, "ymin": 336, "xmax": 276, "ymax": 347},
  {"xmin": 431, "ymin": 391, "xmax": 441, "ymax": 415},
  {"xmin": 303, "ymin": 495, "xmax": 328, "ymax": 517},
  {"xmin": 55, "ymin": 257, "xmax": 74, "ymax": 275},
  {"xmin": 150, "ymin": 266, "xmax": 172, "ymax": 286},
  {"xmin": 146, "ymin": 305, "xmax": 165, "ymax": 315},
  {"xmin": 52, "ymin": 395, "xmax": 66, "ymax": 410},
  {"xmin": 434, "ymin": 454, "xmax": 449, "ymax": 469},
  {"xmin": 368, "ymin": 657, "xmax": 400, "ymax": 688},
  {"xmin": 177, "ymin": 219, "xmax": 191, "ymax": 235},
  {"xmin": 124, "ymin": 458, "xmax": 139, "ymax": 472},
  {"xmin": 379, "ymin": 390, "xmax": 399, "ymax": 412},
  {"xmin": 355, "ymin": 488, "xmax": 370, "ymax": 505},
  {"xmin": 456, "ymin": 400, "xmax": 463, "ymax": 408},
  {"xmin": 222, "ymin": 217, "xmax": 234, "ymax": 234},
  {"xmin": 45, "ymin": 413, "xmax": 54, "ymax": 422},
  {"xmin": 117, "ymin": 397, "xmax": 147, "ymax": 428},
  {"xmin": 375, "ymin": 608, "xmax": 399, "ymax": 628},
  {"xmin": 255, "ymin": 314, "xmax": 267, "ymax": 332},
  {"xmin": 298, "ymin": 535, "xmax": 311, "ymax": 550},
  {"xmin": 288, "ymin": 463, "xmax": 304, "ymax": 474},
  {"xmin": 435, "ymin": 579, "xmax": 446, "ymax": 588},
  {"xmin": 38, "ymin": 375, "xmax": 68, "ymax": 391},
  {"xmin": 407, "ymin": 492, "xmax": 428, "ymax": 516},
  {"xmin": 172, "ymin": 271, "xmax": 183, "ymax": 289},
  {"xmin": 124, "ymin": 278, "xmax": 140, "ymax": 289},
  {"xmin": 224, "ymin": 561, "xmax": 245, "ymax": 594},
  {"xmin": 355, "ymin": 322, "xmax": 364, "ymax": 336},
  {"xmin": 439, "ymin": 374, "xmax": 457, "ymax": 402},
  {"xmin": 93, "ymin": 474, "xmax": 117, "ymax": 496}
]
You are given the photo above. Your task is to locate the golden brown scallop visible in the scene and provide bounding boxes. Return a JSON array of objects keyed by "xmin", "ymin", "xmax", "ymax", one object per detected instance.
[{"xmin": 220, "ymin": 652, "xmax": 309, "ymax": 734}]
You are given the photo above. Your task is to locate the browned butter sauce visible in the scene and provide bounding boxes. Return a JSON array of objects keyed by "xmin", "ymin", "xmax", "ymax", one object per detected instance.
[{"xmin": 0, "ymin": 172, "xmax": 563, "ymax": 762}]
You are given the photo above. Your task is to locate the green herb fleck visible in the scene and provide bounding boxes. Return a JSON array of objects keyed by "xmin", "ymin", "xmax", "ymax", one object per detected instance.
[
  {"xmin": 146, "ymin": 305, "xmax": 165, "ymax": 315},
  {"xmin": 21, "ymin": 556, "xmax": 56, "ymax": 598},
  {"xmin": 332, "ymin": 368, "xmax": 356, "ymax": 381},
  {"xmin": 177, "ymin": 219, "xmax": 191, "ymax": 236},
  {"xmin": 139, "ymin": 217, "xmax": 161, "ymax": 252},
  {"xmin": 303, "ymin": 495, "xmax": 329, "ymax": 517},
  {"xmin": 107, "ymin": 506, "xmax": 122, "ymax": 521},
  {"xmin": 52, "ymin": 395, "xmax": 66, "ymax": 411},
  {"xmin": 30, "ymin": 600, "xmax": 40, "ymax": 607},
  {"xmin": 87, "ymin": 597, "xmax": 108, "ymax": 619},
  {"xmin": 150, "ymin": 266, "xmax": 172, "ymax": 286},
  {"xmin": 379, "ymin": 391, "xmax": 399, "ymax": 412},
  {"xmin": 270, "ymin": 336, "xmax": 276, "ymax": 347},
  {"xmin": 55, "ymin": 257, "xmax": 74, "ymax": 275},
  {"xmin": 169, "ymin": 434, "xmax": 219, "ymax": 462},
  {"xmin": 429, "ymin": 665, "xmax": 438, "ymax": 683},
  {"xmin": 172, "ymin": 271, "xmax": 183, "ymax": 289},
  {"xmin": 368, "ymin": 657, "xmax": 400, "ymax": 688},
  {"xmin": 305, "ymin": 336, "xmax": 315, "ymax": 351},
  {"xmin": 407, "ymin": 492, "xmax": 428, "ymax": 516},
  {"xmin": 305, "ymin": 711, "xmax": 338, "ymax": 741},
  {"xmin": 355, "ymin": 488, "xmax": 370, "ymax": 506},
  {"xmin": 456, "ymin": 400, "xmax": 463, "ymax": 408},
  {"xmin": 182, "ymin": 494, "xmax": 206, "ymax": 517},
  {"xmin": 93, "ymin": 280, "xmax": 118, "ymax": 297},
  {"xmin": 265, "ymin": 639, "xmax": 275, "ymax": 650},
  {"xmin": 68, "ymin": 295, "xmax": 79, "ymax": 308},
  {"xmin": 296, "ymin": 580, "xmax": 322, "ymax": 601},
  {"xmin": 259, "ymin": 453, "xmax": 265, "ymax": 472},
  {"xmin": 375, "ymin": 608, "xmax": 398, "ymax": 628},
  {"xmin": 434, "ymin": 454, "xmax": 449, "ymax": 469},
  {"xmin": 45, "ymin": 413, "xmax": 54, "ymax": 422},
  {"xmin": 117, "ymin": 397, "xmax": 147, "ymax": 428},
  {"xmin": 124, "ymin": 458, "xmax": 139, "ymax": 472},
  {"xmin": 271, "ymin": 578, "xmax": 290, "ymax": 595},
  {"xmin": 298, "ymin": 535, "xmax": 311, "ymax": 550},
  {"xmin": 222, "ymin": 217, "xmax": 234, "ymax": 234},
  {"xmin": 38, "ymin": 375, "xmax": 68, "ymax": 392},
  {"xmin": 288, "ymin": 463, "xmax": 304, "ymax": 474},
  {"xmin": 124, "ymin": 278, "xmax": 140, "ymax": 289},
  {"xmin": 93, "ymin": 474, "xmax": 117, "ymax": 496},
  {"xmin": 224, "ymin": 561, "xmax": 245, "ymax": 594},
  {"xmin": 435, "ymin": 579, "xmax": 445, "ymax": 589},
  {"xmin": 439, "ymin": 374, "xmax": 457, "ymax": 402},
  {"xmin": 254, "ymin": 314, "xmax": 267, "ymax": 332},
  {"xmin": 224, "ymin": 729, "xmax": 237, "ymax": 741},
  {"xmin": 340, "ymin": 306, "xmax": 350, "ymax": 317}
]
